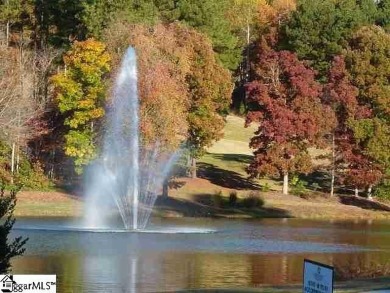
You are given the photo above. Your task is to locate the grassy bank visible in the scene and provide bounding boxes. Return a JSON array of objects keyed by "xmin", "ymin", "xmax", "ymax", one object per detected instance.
[
  {"xmin": 14, "ymin": 191, "xmax": 82, "ymax": 217},
  {"xmin": 14, "ymin": 115, "xmax": 390, "ymax": 220}
]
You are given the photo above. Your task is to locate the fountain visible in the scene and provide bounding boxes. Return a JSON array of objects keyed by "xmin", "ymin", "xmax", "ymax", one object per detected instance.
[{"xmin": 83, "ymin": 47, "xmax": 177, "ymax": 231}]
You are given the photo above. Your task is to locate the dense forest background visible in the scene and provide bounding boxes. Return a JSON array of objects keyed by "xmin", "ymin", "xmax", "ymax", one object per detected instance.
[{"xmin": 0, "ymin": 0, "xmax": 389, "ymax": 198}]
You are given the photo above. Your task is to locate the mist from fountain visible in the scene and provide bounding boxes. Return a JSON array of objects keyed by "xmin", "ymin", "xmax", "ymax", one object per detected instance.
[{"xmin": 83, "ymin": 47, "xmax": 177, "ymax": 230}]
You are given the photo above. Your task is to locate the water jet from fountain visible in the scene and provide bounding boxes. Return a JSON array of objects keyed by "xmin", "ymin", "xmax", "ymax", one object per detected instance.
[{"xmin": 83, "ymin": 47, "xmax": 177, "ymax": 231}]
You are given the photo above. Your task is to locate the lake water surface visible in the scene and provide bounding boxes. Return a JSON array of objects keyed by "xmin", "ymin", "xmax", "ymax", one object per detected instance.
[{"xmin": 11, "ymin": 217, "xmax": 390, "ymax": 292}]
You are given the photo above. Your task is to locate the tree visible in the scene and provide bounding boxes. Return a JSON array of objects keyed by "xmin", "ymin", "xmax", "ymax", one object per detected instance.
[
  {"xmin": 246, "ymin": 38, "xmax": 333, "ymax": 195},
  {"xmin": 344, "ymin": 25, "xmax": 390, "ymax": 197},
  {"xmin": 323, "ymin": 55, "xmax": 377, "ymax": 197},
  {"xmin": 0, "ymin": 0, "xmax": 21, "ymax": 46},
  {"xmin": 173, "ymin": 24, "xmax": 232, "ymax": 178},
  {"xmin": 282, "ymin": 0, "xmax": 370, "ymax": 78},
  {"xmin": 0, "ymin": 45, "xmax": 47, "ymax": 183},
  {"xmin": 51, "ymin": 39, "xmax": 110, "ymax": 174},
  {"xmin": 105, "ymin": 22, "xmax": 232, "ymax": 179},
  {"xmin": 377, "ymin": 0, "xmax": 390, "ymax": 32},
  {"xmin": 0, "ymin": 185, "xmax": 28, "ymax": 273},
  {"xmin": 81, "ymin": 0, "xmax": 159, "ymax": 38},
  {"xmin": 104, "ymin": 22, "xmax": 190, "ymax": 196},
  {"xmin": 34, "ymin": 0, "xmax": 85, "ymax": 47},
  {"xmin": 155, "ymin": 0, "xmax": 241, "ymax": 70},
  {"xmin": 229, "ymin": 0, "xmax": 296, "ymax": 112}
]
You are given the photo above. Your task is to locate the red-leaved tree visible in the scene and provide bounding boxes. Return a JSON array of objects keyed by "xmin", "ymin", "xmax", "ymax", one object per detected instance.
[
  {"xmin": 246, "ymin": 37, "xmax": 333, "ymax": 195},
  {"xmin": 324, "ymin": 56, "xmax": 382, "ymax": 198}
]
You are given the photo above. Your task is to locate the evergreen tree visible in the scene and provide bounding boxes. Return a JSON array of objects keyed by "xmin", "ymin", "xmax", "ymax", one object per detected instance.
[
  {"xmin": 282, "ymin": 0, "xmax": 370, "ymax": 78},
  {"xmin": 0, "ymin": 186, "xmax": 28, "ymax": 273},
  {"xmin": 155, "ymin": 0, "xmax": 241, "ymax": 70}
]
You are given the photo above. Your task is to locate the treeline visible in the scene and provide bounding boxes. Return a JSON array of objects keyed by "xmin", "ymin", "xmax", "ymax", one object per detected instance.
[{"xmin": 0, "ymin": 0, "xmax": 389, "ymax": 199}]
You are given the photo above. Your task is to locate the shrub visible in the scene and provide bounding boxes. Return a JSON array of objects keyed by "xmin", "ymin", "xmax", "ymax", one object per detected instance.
[
  {"xmin": 290, "ymin": 175, "xmax": 308, "ymax": 196},
  {"xmin": 311, "ymin": 182, "xmax": 320, "ymax": 191},
  {"xmin": 335, "ymin": 260, "xmax": 390, "ymax": 281},
  {"xmin": 374, "ymin": 182, "xmax": 390, "ymax": 200},
  {"xmin": 228, "ymin": 191, "xmax": 238, "ymax": 206},
  {"xmin": 0, "ymin": 141, "xmax": 52, "ymax": 190},
  {"xmin": 260, "ymin": 183, "xmax": 271, "ymax": 192},
  {"xmin": 241, "ymin": 191, "xmax": 264, "ymax": 208},
  {"xmin": 212, "ymin": 190, "xmax": 224, "ymax": 208}
]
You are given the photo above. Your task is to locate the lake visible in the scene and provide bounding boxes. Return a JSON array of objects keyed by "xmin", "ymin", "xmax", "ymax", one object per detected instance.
[{"xmin": 11, "ymin": 217, "xmax": 390, "ymax": 292}]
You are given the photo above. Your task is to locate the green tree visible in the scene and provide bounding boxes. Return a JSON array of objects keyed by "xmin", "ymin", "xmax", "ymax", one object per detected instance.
[
  {"xmin": 34, "ymin": 0, "xmax": 85, "ymax": 47},
  {"xmin": 0, "ymin": 0, "xmax": 21, "ymax": 46},
  {"xmin": 155, "ymin": 0, "xmax": 241, "ymax": 70},
  {"xmin": 51, "ymin": 39, "xmax": 110, "ymax": 173},
  {"xmin": 377, "ymin": 0, "xmax": 390, "ymax": 32},
  {"xmin": 0, "ymin": 185, "xmax": 28, "ymax": 273},
  {"xmin": 81, "ymin": 0, "xmax": 159, "ymax": 38},
  {"xmin": 0, "ymin": 0, "xmax": 34, "ymax": 46},
  {"xmin": 282, "ymin": 0, "xmax": 370, "ymax": 78}
]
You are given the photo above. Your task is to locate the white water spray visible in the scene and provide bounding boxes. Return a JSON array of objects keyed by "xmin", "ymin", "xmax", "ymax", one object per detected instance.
[{"xmin": 83, "ymin": 48, "xmax": 178, "ymax": 230}]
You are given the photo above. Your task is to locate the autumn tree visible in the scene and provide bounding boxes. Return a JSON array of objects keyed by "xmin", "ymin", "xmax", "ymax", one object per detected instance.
[
  {"xmin": 51, "ymin": 39, "xmax": 110, "ymax": 174},
  {"xmin": 104, "ymin": 23, "xmax": 188, "ymax": 151},
  {"xmin": 173, "ymin": 25, "xmax": 232, "ymax": 178},
  {"xmin": 323, "ymin": 56, "xmax": 375, "ymax": 196},
  {"xmin": 105, "ymin": 22, "xmax": 232, "ymax": 179},
  {"xmin": 344, "ymin": 25, "xmax": 390, "ymax": 197},
  {"xmin": 246, "ymin": 38, "xmax": 333, "ymax": 195}
]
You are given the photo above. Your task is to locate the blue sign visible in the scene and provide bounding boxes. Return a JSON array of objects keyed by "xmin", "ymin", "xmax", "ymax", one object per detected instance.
[{"xmin": 303, "ymin": 259, "xmax": 334, "ymax": 293}]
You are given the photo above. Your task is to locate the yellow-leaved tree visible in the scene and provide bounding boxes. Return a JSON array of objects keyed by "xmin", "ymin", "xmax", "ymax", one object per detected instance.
[{"xmin": 51, "ymin": 39, "xmax": 110, "ymax": 173}]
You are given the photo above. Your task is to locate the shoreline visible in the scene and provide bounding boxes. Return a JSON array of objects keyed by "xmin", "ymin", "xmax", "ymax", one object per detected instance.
[{"xmin": 13, "ymin": 189, "xmax": 390, "ymax": 221}]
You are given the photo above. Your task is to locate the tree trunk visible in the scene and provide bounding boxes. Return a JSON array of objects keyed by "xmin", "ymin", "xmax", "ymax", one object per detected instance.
[
  {"xmin": 245, "ymin": 20, "xmax": 250, "ymax": 82},
  {"xmin": 190, "ymin": 156, "xmax": 197, "ymax": 179},
  {"xmin": 330, "ymin": 133, "xmax": 335, "ymax": 197},
  {"xmin": 367, "ymin": 185, "xmax": 373, "ymax": 200},
  {"xmin": 354, "ymin": 187, "xmax": 359, "ymax": 197},
  {"xmin": 11, "ymin": 142, "xmax": 15, "ymax": 184},
  {"xmin": 162, "ymin": 179, "xmax": 169, "ymax": 198},
  {"xmin": 16, "ymin": 146, "xmax": 20, "ymax": 174},
  {"xmin": 282, "ymin": 173, "xmax": 288, "ymax": 195},
  {"xmin": 186, "ymin": 153, "xmax": 191, "ymax": 177},
  {"xmin": 6, "ymin": 20, "xmax": 9, "ymax": 47}
]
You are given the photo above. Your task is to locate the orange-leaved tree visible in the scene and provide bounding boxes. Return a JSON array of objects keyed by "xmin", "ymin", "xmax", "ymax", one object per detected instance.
[{"xmin": 105, "ymin": 22, "xmax": 232, "ymax": 179}]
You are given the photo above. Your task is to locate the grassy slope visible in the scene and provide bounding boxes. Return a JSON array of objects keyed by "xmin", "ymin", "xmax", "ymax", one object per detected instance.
[{"xmin": 169, "ymin": 115, "xmax": 390, "ymax": 220}]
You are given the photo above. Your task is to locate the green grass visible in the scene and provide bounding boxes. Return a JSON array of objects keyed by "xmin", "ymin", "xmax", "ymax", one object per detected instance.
[
  {"xmin": 223, "ymin": 115, "xmax": 257, "ymax": 142},
  {"xmin": 200, "ymin": 153, "xmax": 251, "ymax": 176},
  {"xmin": 15, "ymin": 201, "xmax": 81, "ymax": 217}
]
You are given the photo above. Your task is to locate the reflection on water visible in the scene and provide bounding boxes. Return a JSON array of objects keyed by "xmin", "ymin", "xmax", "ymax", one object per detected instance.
[{"xmin": 10, "ymin": 218, "xmax": 390, "ymax": 292}]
